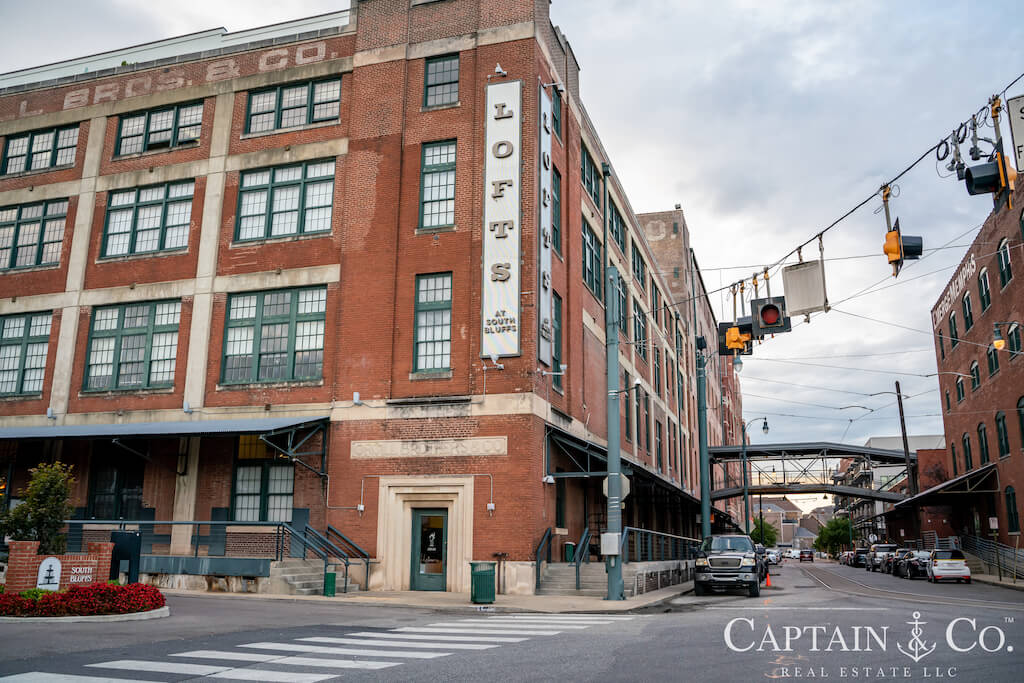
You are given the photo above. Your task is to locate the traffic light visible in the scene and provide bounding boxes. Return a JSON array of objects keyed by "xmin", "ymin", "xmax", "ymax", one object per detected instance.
[
  {"xmin": 964, "ymin": 142, "xmax": 1017, "ymax": 211},
  {"xmin": 882, "ymin": 218, "xmax": 923, "ymax": 278},
  {"xmin": 717, "ymin": 320, "xmax": 754, "ymax": 356},
  {"xmin": 750, "ymin": 296, "xmax": 792, "ymax": 336}
]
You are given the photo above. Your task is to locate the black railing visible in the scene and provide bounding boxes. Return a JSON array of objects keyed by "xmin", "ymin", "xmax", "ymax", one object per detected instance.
[
  {"xmin": 534, "ymin": 527, "xmax": 552, "ymax": 590},
  {"xmin": 327, "ymin": 525, "xmax": 371, "ymax": 589},
  {"xmin": 573, "ymin": 526, "xmax": 591, "ymax": 590},
  {"xmin": 619, "ymin": 527, "xmax": 701, "ymax": 563}
]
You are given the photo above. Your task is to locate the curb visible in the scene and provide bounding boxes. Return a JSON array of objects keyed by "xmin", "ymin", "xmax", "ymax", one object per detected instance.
[
  {"xmin": 971, "ymin": 576, "xmax": 1024, "ymax": 592},
  {"xmin": 0, "ymin": 605, "xmax": 170, "ymax": 623}
]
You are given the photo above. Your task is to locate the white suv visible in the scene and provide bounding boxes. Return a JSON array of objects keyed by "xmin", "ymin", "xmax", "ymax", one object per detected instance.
[{"xmin": 927, "ymin": 549, "xmax": 971, "ymax": 584}]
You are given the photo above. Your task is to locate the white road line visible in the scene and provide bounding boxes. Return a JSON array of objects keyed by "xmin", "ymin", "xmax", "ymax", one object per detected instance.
[
  {"xmin": 481, "ymin": 618, "xmax": 614, "ymax": 625},
  {"xmin": 706, "ymin": 607, "xmax": 889, "ymax": 611},
  {"xmin": 495, "ymin": 614, "xmax": 635, "ymax": 620},
  {"xmin": 349, "ymin": 631, "xmax": 528, "ymax": 643},
  {"xmin": 209, "ymin": 670, "xmax": 334, "ymax": 682},
  {"xmin": 240, "ymin": 642, "xmax": 450, "ymax": 659},
  {"xmin": 0, "ymin": 675, "xmax": 163, "ymax": 683},
  {"xmin": 393, "ymin": 627, "xmax": 561, "ymax": 636},
  {"xmin": 85, "ymin": 661, "xmax": 227, "ymax": 676},
  {"xmin": 170, "ymin": 650, "xmax": 282, "ymax": 662},
  {"xmin": 806, "ymin": 567, "xmax": 1024, "ymax": 611},
  {"xmin": 441, "ymin": 620, "xmax": 590, "ymax": 630},
  {"xmin": 301, "ymin": 636, "xmax": 497, "ymax": 650},
  {"xmin": 272, "ymin": 657, "xmax": 399, "ymax": 671}
]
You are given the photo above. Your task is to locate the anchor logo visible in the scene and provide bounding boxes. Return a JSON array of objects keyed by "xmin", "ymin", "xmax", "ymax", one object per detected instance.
[{"xmin": 897, "ymin": 611, "xmax": 937, "ymax": 663}]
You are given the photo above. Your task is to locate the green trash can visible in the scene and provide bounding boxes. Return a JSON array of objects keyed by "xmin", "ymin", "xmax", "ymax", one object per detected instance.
[
  {"xmin": 469, "ymin": 561, "xmax": 496, "ymax": 604},
  {"xmin": 323, "ymin": 571, "xmax": 336, "ymax": 597},
  {"xmin": 563, "ymin": 542, "xmax": 576, "ymax": 563}
]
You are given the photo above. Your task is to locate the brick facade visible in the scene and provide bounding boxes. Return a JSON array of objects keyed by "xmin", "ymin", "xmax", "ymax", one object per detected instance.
[{"xmin": 4, "ymin": 540, "xmax": 113, "ymax": 593}]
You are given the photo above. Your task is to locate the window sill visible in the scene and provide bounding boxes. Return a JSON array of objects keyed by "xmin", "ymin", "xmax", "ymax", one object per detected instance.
[
  {"xmin": 79, "ymin": 386, "xmax": 174, "ymax": 396},
  {"xmin": 409, "ymin": 370, "xmax": 452, "ymax": 381},
  {"xmin": 1, "ymin": 263, "xmax": 60, "ymax": 275},
  {"xmin": 415, "ymin": 224, "xmax": 456, "ymax": 235},
  {"xmin": 225, "ymin": 525, "xmax": 278, "ymax": 533},
  {"xmin": 421, "ymin": 101, "xmax": 460, "ymax": 113},
  {"xmin": 231, "ymin": 231, "xmax": 331, "ymax": 248},
  {"xmin": 217, "ymin": 379, "xmax": 324, "ymax": 390},
  {"xmin": 97, "ymin": 248, "xmax": 188, "ymax": 263},
  {"xmin": 0, "ymin": 393, "xmax": 43, "ymax": 401},
  {"xmin": 1, "ymin": 163, "xmax": 76, "ymax": 180},
  {"xmin": 240, "ymin": 119, "xmax": 340, "ymax": 140},
  {"xmin": 112, "ymin": 142, "xmax": 200, "ymax": 161}
]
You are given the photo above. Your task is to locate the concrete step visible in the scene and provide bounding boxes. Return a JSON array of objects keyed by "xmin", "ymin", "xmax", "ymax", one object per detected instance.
[
  {"xmin": 272, "ymin": 571, "xmax": 324, "ymax": 581},
  {"xmin": 535, "ymin": 588, "xmax": 607, "ymax": 597}
]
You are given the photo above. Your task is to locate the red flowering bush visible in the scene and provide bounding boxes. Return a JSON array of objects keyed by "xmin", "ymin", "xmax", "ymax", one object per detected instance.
[{"xmin": 0, "ymin": 583, "xmax": 164, "ymax": 617}]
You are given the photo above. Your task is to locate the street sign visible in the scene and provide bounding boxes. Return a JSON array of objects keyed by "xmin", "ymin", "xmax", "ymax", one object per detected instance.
[
  {"xmin": 989, "ymin": 516, "xmax": 999, "ymax": 531},
  {"xmin": 1008, "ymin": 94, "xmax": 1024, "ymax": 172},
  {"xmin": 602, "ymin": 473, "xmax": 630, "ymax": 500}
]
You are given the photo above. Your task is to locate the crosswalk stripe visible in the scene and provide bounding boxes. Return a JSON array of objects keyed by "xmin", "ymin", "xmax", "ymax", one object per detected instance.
[
  {"xmin": 273, "ymin": 657, "xmax": 400, "ymax": 671},
  {"xmin": 85, "ymin": 661, "xmax": 227, "ymax": 675},
  {"xmin": 349, "ymin": 631, "xmax": 528, "ymax": 643},
  {"xmin": 209, "ymin": 670, "xmax": 334, "ymax": 682},
  {"xmin": 0, "ymin": 674, "xmax": 163, "ymax": 683},
  {"xmin": 301, "ymin": 636, "xmax": 497, "ymax": 650},
  {"xmin": 484, "ymin": 616, "xmax": 616, "ymax": 623},
  {"xmin": 394, "ymin": 626, "xmax": 562, "ymax": 636},
  {"xmin": 240, "ymin": 642, "xmax": 451, "ymax": 659},
  {"xmin": 170, "ymin": 650, "xmax": 282, "ymax": 662},
  {"xmin": 437, "ymin": 620, "xmax": 589, "ymax": 630},
  {"xmin": 496, "ymin": 614, "xmax": 635, "ymax": 620},
  {"xmin": 481, "ymin": 619, "xmax": 613, "ymax": 625}
]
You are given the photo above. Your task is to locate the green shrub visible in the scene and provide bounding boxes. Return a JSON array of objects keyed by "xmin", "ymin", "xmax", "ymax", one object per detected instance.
[
  {"xmin": 18, "ymin": 588, "xmax": 49, "ymax": 601},
  {"xmin": 0, "ymin": 462, "xmax": 75, "ymax": 554}
]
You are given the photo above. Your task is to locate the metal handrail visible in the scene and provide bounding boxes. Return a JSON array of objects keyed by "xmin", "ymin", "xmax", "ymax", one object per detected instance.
[
  {"xmin": 573, "ymin": 526, "xmax": 591, "ymax": 590},
  {"xmin": 619, "ymin": 527, "xmax": 700, "ymax": 564},
  {"xmin": 534, "ymin": 527, "xmax": 552, "ymax": 590},
  {"xmin": 303, "ymin": 525, "xmax": 353, "ymax": 593},
  {"xmin": 961, "ymin": 534, "xmax": 1024, "ymax": 579},
  {"xmin": 327, "ymin": 525, "xmax": 371, "ymax": 585}
]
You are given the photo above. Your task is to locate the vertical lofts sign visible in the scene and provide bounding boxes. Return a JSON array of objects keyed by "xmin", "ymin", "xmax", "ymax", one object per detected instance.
[
  {"xmin": 537, "ymin": 83, "xmax": 554, "ymax": 366},
  {"xmin": 482, "ymin": 80, "xmax": 522, "ymax": 358}
]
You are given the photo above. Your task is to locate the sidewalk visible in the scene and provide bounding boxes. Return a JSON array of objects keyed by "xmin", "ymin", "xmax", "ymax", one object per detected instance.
[
  {"xmin": 970, "ymin": 572, "xmax": 1024, "ymax": 592},
  {"xmin": 161, "ymin": 580, "xmax": 693, "ymax": 613}
]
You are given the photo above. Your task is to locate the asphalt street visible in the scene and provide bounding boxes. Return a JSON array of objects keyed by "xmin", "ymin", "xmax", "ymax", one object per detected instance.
[{"xmin": 1, "ymin": 561, "xmax": 1022, "ymax": 682}]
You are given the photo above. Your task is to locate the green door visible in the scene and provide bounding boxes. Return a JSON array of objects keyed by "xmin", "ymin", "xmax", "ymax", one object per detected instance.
[{"xmin": 411, "ymin": 509, "xmax": 447, "ymax": 591}]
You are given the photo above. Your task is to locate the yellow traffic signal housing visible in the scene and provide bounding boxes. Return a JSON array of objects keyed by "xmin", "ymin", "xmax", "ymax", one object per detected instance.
[
  {"xmin": 882, "ymin": 218, "xmax": 922, "ymax": 278},
  {"xmin": 725, "ymin": 326, "xmax": 751, "ymax": 350},
  {"xmin": 883, "ymin": 230, "xmax": 901, "ymax": 265}
]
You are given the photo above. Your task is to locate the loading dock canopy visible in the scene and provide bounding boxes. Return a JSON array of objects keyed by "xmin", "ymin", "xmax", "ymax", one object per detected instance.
[
  {"xmin": 0, "ymin": 416, "xmax": 329, "ymax": 440},
  {"xmin": 889, "ymin": 462, "xmax": 998, "ymax": 510}
]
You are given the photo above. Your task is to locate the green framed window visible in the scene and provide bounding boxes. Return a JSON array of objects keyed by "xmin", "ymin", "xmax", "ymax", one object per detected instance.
[
  {"xmin": 581, "ymin": 219, "xmax": 602, "ymax": 300},
  {"xmin": 617, "ymin": 276, "xmax": 628, "ymax": 333},
  {"xmin": 652, "ymin": 286, "xmax": 661, "ymax": 328},
  {"xmin": 961, "ymin": 293, "xmax": 973, "ymax": 331},
  {"xmin": 424, "ymin": 55, "xmax": 459, "ymax": 107},
  {"xmin": 644, "ymin": 394, "xmax": 651, "ymax": 454},
  {"xmin": 996, "ymin": 412, "xmax": 1011, "ymax": 458},
  {"xmin": 997, "ymin": 238, "xmax": 1012, "ymax": 287},
  {"xmin": 656, "ymin": 420, "xmax": 663, "ymax": 472},
  {"xmin": 246, "ymin": 78, "xmax": 341, "ymax": 134},
  {"xmin": 609, "ymin": 202, "xmax": 626, "ymax": 252},
  {"xmin": 85, "ymin": 301, "xmax": 181, "ymax": 391},
  {"xmin": 236, "ymin": 160, "xmax": 334, "ymax": 241},
  {"xmin": 948, "ymin": 312, "xmax": 958, "ymax": 348},
  {"xmin": 962, "ymin": 433, "xmax": 973, "ymax": 470},
  {"xmin": 419, "ymin": 141, "xmax": 456, "ymax": 228},
  {"xmin": 987, "ymin": 346, "xmax": 999, "ymax": 376},
  {"xmin": 103, "ymin": 181, "xmax": 194, "ymax": 257},
  {"xmin": 88, "ymin": 457, "xmax": 144, "ymax": 520},
  {"xmin": 951, "ymin": 443, "xmax": 958, "ymax": 476},
  {"xmin": 633, "ymin": 300, "xmax": 647, "ymax": 360},
  {"xmin": 1009, "ymin": 323, "xmax": 1022, "ymax": 357},
  {"xmin": 551, "ymin": 166, "xmax": 561, "ymax": 254},
  {"xmin": 116, "ymin": 102, "xmax": 203, "ymax": 156},
  {"xmin": 0, "ymin": 199, "xmax": 68, "ymax": 270},
  {"xmin": 955, "ymin": 376, "xmax": 964, "ymax": 402},
  {"xmin": 233, "ymin": 436, "xmax": 293, "ymax": 522},
  {"xmin": 552, "ymin": 292, "xmax": 563, "ymax": 391},
  {"xmin": 0, "ymin": 312, "xmax": 51, "ymax": 395},
  {"xmin": 1007, "ymin": 486, "xmax": 1020, "ymax": 534},
  {"xmin": 414, "ymin": 273, "xmax": 452, "ymax": 372},
  {"xmin": 938, "ymin": 332, "xmax": 945, "ymax": 359},
  {"xmin": 654, "ymin": 347, "xmax": 661, "ymax": 396},
  {"xmin": 978, "ymin": 422, "xmax": 990, "ymax": 464},
  {"xmin": 551, "ymin": 87, "xmax": 562, "ymax": 138},
  {"xmin": 970, "ymin": 360, "xmax": 980, "ymax": 389},
  {"xmin": 635, "ymin": 388, "xmax": 644, "ymax": 450},
  {"xmin": 222, "ymin": 287, "xmax": 326, "ymax": 384},
  {"xmin": 580, "ymin": 144, "xmax": 601, "ymax": 206},
  {"xmin": 978, "ymin": 269, "xmax": 991, "ymax": 311},
  {"xmin": 624, "ymin": 370, "xmax": 632, "ymax": 442},
  {"xmin": 632, "ymin": 245, "xmax": 647, "ymax": 290},
  {"xmin": 2, "ymin": 125, "xmax": 78, "ymax": 175}
]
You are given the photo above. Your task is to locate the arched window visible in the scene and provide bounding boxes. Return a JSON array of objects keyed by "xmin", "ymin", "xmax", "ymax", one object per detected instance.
[
  {"xmin": 997, "ymin": 238, "xmax": 1012, "ymax": 287},
  {"xmin": 962, "ymin": 292, "xmax": 974, "ymax": 330},
  {"xmin": 1018, "ymin": 396, "xmax": 1024, "ymax": 446},
  {"xmin": 962, "ymin": 433, "xmax": 973, "ymax": 470},
  {"xmin": 970, "ymin": 361, "xmax": 980, "ymax": 390},
  {"xmin": 978, "ymin": 268, "xmax": 991, "ymax": 311},
  {"xmin": 949, "ymin": 312, "xmax": 959, "ymax": 348},
  {"xmin": 1007, "ymin": 486, "xmax": 1020, "ymax": 535},
  {"xmin": 996, "ymin": 412, "xmax": 1010, "ymax": 459},
  {"xmin": 955, "ymin": 377, "xmax": 965, "ymax": 402},
  {"xmin": 1009, "ymin": 323, "xmax": 1022, "ymax": 357},
  {"xmin": 987, "ymin": 346, "xmax": 1000, "ymax": 377},
  {"xmin": 977, "ymin": 423, "xmax": 990, "ymax": 464}
]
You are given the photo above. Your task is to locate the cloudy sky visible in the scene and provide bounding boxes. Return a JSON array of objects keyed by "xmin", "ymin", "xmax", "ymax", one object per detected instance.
[{"xmin": 2, "ymin": 1, "xmax": 1022, "ymax": 453}]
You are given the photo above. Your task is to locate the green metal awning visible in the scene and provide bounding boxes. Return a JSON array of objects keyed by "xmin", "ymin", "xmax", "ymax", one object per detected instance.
[{"xmin": 0, "ymin": 416, "xmax": 328, "ymax": 440}]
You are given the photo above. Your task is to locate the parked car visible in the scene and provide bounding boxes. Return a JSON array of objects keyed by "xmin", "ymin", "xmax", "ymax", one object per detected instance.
[
  {"xmin": 852, "ymin": 547, "xmax": 870, "ymax": 567},
  {"xmin": 867, "ymin": 543, "xmax": 898, "ymax": 572},
  {"xmin": 927, "ymin": 549, "xmax": 972, "ymax": 583},
  {"xmin": 883, "ymin": 548, "xmax": 911, "ymax": 574},
  {"xmin": 766, "ymin": 549, "xmax": 780, "ymax": 565},
  {"xmin": 896, "ymin": 550, "xmax": 931, "ymax": 579},
  {"xmin": 799, "ymin": 549, "xmax": 814, "ymax": 563},
  {"xmin": 695, "ymin": 535, "xmax": 764, "ymax": 597}
]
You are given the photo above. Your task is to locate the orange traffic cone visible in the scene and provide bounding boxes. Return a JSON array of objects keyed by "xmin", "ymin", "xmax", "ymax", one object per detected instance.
[{"xmin": 766, "ymin": 572, "xmax": 772, "ymax": 588}]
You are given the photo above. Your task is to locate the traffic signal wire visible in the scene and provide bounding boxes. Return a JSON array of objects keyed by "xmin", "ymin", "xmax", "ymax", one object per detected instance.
[{"xmin": 739, "ymin": 375, "xmax": 879, "ymax": 397}]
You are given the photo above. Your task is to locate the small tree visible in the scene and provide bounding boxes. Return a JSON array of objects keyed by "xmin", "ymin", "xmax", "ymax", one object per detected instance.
[
  {"xmin": 0, "ymin": 461, "xmax": 75, "ymax": 554},
  {"xmin": 814, "ymin": 517, "xmax": 854, "ymax": 556},
  {"xmin": 750, "ymin": 517, "xmax": 778, "ymax": 547}
]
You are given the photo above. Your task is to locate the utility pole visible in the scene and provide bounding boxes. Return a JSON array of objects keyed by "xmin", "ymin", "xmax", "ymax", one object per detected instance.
[
  {"xmin": 741, "ymin": 423, "xmax": 751, "ymax": 534},
  {"xmin": 602, "ymin": 163, "xmax": 624, "ymax": 601},
  {"xmin": 894, "ymin": 380, "xmax": 916, "ymax": 496}
]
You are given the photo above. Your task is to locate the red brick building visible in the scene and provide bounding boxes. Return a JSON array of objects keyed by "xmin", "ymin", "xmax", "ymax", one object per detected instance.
[{"xmin": 0, "ymin": 0, "xmax": 741, "ymax": 594}]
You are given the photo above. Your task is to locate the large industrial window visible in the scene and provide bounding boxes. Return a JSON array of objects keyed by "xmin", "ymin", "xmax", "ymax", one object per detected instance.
[
  {"xmin": 987, "ymin": 345, "xmax": 999, "ymax": 377},
  {"xmin": 633, "ymin": 300, "xmax": 647, "ymax": 360},
  {"xmin": 552, "ymin": 292, "xmax": 563, "ymax": 391},
  {"xmin": 581, "ymin": 219, "xmax": 602, "ymax": 301},
  {"xmin": 116, "ymin": 102, "xmax": 203, "ymax": 155},
  {"xmin": 0, "ymin": 199, "xmax": 68, "ymax": 270},
  {"xmin": 948, "ymin": 312, "xmax": 958, "ymax": 348},
  {"xmin": 420, "ymin": 141, "xmax": 456, "ymax": 228},
  {"xmin": 635, "ymin": 389, "xmax": 643, "ymax": 450},
  {"xmin": 632, "ymin": 246, "xmax": 647, "ymax": 290},
  {"xmin": 85, "ymin": 301, "xmax": 180, "ymax": 391},
  {"xmin": 233, "ymin": 436, "xmax": 293, "ymax": 522},
  {"xmin": 653, "ymin": 347, "xmax": 661, "ymax": 396},
  {"xmin": 424, "ymin": 55, "xmax": 459, "ymax": 107},
  {"xmin": 222, "ymin": 288, "xmax": 326, "ymax": 383},
  {"xmin": 644, "ymin": 394, "xmax": 651, "ymax": 455},
  {"xmin": 617, "ymin": 277, "xmax": 628, "ymax": 333},
  {"xmin": 624, "ymin": 370, "xmax": 632, "ymax": 442},
  {"xmin": 236, "ymin": 160, "xmax": 334, "ymax": 241},
  {"xmin": 655, "ymin": 421, "xmax": 663, "ymax": 472},
  {"xmin": 997, "ymin": 238, "xmax": 1013, "ymax": 287},
  {"xmin": 2, "ymin": 125, "xmax": 78, "ymax": 175},
  {"xmin": 978, "ymin": 269, "xmax": 991, "ymax": 311},
  {"xmin": 551, "ymin": 166, "xmax": 561, "ymax": 254},
  {"xmin": 551, "ymin": 87, "xmax": 562, "ymax": 138},
  {"xmin": 88, "ymin": 458, "xmax": 144, "ymax": 520},
  {"xmin": 581, "ymin": 144, "xmax": 601, "ymax": 206},
  {"xmin": 246, "ymin": 78, "xmax": 341, "ymax": 133},
  {"xmin": 1008, "ymin": 323, "xmax": 1022, "ymax": 357},
  {"xmin": 1007, "ymin": 487, "xmax": 1020, "ymax": 534},
  {"xmin": 103, "ymin": 181, "xmax": 194, "ymax": 256},
  {"xmin": 961, "ymin": 293, "xmax": 974, "ymax": 331},
  {"xmin": 609, "ymin": 202, "xmax": 626, "ymax": 252},
  {"xmin": 414, "ymin": 273, "xmax": 452, "ymax": 372},
  {"xmin": 996, "ymin": 412, "xmax": 1011, "ymax": 459},
  {"xmin": 0, "ymin": 312, "xmax": 51, "ymax": 395},
  {"xmin": 977, "ymin": 423, "xmax": 990, "ymax": 464}
]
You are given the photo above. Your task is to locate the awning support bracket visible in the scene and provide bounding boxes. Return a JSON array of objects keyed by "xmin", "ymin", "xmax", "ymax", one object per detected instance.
[{"xmin": 259, "ymin": 419, "xmax": 328, "ymax": 478}]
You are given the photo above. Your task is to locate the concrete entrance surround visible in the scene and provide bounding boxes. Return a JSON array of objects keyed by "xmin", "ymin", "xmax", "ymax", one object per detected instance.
[{"xmin": 371, "ymin": 476, "xmax": 474, "ymax": 593}]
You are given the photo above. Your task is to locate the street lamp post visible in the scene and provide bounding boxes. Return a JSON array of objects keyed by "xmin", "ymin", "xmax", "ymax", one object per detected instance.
[{"xmin": 741, "ymin": 418, "xmax": 769, "ymax": 535}]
